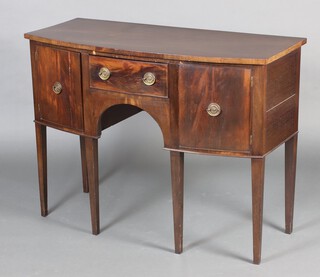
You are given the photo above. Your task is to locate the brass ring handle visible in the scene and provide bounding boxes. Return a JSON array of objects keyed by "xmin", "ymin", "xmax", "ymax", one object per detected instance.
[
  {"xmin": 52, "ymin": 82, "xmax": 62, "ymax": 95},
  {"xmin": 207, "ymin": 103, "xmax": 221, "ymax": 117},
  {"xmin": 142, "ymin": 72, "xmax": 156, "ymax": 86},
  {"xmin": 98, "ymin": 67, "xmax": 111, "ymax": 81}
]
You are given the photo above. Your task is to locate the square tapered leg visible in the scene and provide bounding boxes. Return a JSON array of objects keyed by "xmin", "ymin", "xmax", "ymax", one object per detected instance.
[
  {"xmin": 35, "ymin": 123, "xmax": 48, "ymax": 217},
  {"xmin": 251, "ymin": 158, "xmax": 265, "ymax": 264},
  {"xmin": 285, "ymin": 134, "xmax": 298, "ymax": 234},
  {"xmin": 80, "ymin": 136, "xmax": 89, "ymax": 193},
  {"xmin": 170, "ymin": 151, "xmax": 184, "ymax": 254},
  {"xmin": 85, "ymin": 137, "xmax": 100, "ymax": 235}
]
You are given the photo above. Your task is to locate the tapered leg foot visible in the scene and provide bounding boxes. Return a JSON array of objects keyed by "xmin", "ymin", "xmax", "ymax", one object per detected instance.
[
  {"xmin": 170, "ymin": 151, "xmax": 184, "ymax": 254},
  {"xmin": 85, "ymin": 137, "xmax": 100, "ymax": 235},
  {"xmin": 35, "ymin": 123, "xmax": 48, "ymax": 217},
  {"xmin": 285, "ymin": 134, "xmax": 298, "ymax": 234},
  {"xmin": 251, "ymin": 158, "xmax": 265, "ymax": 264},
  {"xmin": 80, "ymin": 136, "xmax": 89, "ymax": 193}
]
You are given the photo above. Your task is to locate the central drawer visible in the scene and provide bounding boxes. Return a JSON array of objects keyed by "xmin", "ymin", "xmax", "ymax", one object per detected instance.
[{"xmin": 89, "ymin": 56, "xmax": 168, "ymax": 97}]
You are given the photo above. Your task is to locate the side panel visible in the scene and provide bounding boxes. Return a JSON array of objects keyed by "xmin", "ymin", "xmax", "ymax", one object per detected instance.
[{"xmin": 265, "ymin": 50, "xmax": 300, "ymax": 152}]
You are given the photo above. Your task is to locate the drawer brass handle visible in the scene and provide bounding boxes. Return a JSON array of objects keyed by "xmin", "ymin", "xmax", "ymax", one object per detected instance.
[
  {"xmin": 52, "ymin": 82, "xmax": 62, "ymax": 95},
  {"xmin": 98, "ymin": 67, "xmax": 111, "ymax": 81},
  {"xmin": 142, "ymin": 72, "xmax": 156, "ymax": 86},
  {"xmin": 207, "ymin": 103, "xmax": 221, "ymax": 117}
]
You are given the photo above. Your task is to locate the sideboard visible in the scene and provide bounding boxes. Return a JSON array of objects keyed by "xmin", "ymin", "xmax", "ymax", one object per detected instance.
[{"xmin": 25, "ymin": 18, "xmax": 306, "ymax": 264}]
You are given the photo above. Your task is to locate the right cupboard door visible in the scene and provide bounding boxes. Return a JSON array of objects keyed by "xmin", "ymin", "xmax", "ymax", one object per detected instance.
[{"xmin": 178, "ymin": 63, "xmax": 252, "ymax": 153}]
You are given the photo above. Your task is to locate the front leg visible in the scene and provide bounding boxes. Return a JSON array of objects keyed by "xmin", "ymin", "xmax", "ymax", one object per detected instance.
[
  {"xmin": 251, "ymin": 158, "xmax": 265, "ymax": 264},
  {"xmin": 170, "ymin": 151, "xmax": 184, "ymax": 254},
  {"xmin": 85, "ymin": 137, "xmax": 100, "ymax": 235},
  {"xmin": 35, "ymin": 123, "xmax": 48, "ymax": 217}
]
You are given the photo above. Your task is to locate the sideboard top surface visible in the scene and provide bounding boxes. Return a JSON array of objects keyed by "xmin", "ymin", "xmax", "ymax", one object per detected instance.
[{"xmin": 24, "ymin": 18, "xmax": 306, "ymax": 65}]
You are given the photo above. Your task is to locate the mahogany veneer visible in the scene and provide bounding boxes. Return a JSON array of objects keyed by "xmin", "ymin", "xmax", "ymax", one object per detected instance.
[{"xmin": 25, "ymin": 18, "xmax": 306, "ymax": 264}]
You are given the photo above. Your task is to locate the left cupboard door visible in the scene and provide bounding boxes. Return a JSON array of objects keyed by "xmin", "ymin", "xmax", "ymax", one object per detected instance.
[{"xmin": 31, "ymin": 43, "xmax": 83, "ymax": 131}]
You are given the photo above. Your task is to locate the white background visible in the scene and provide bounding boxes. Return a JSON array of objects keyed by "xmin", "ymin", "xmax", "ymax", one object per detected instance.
[{"xmin": 1, "ymin": 1, "xmax": 320, "ymax": 276}]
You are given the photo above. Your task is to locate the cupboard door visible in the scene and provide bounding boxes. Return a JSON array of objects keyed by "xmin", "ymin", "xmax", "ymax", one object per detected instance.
[
  {"xmin": 179, "ymin": 63, "xmax": 251, "ymax": 152},
  {"xmin": 32, "ymin": 45, "xmax": 83, "ymax": 131}
]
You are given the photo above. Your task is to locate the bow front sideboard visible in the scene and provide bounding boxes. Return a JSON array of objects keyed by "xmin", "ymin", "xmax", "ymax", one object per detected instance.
[{"xmin": 25, "ymin": 18, "xmax": 306, "ymax": 264}]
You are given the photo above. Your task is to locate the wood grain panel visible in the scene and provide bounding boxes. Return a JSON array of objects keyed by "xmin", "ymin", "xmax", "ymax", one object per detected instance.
[
  {"xmin": 251, "ymin": 65, "xmax": 267, "ymax": 156},
  {"xmin": 89, "ymin": 56, "xmax": 168, "ymax": 97},
  {"xmin": 179, "ymin": 63, "xmax": 251, "ymax": 152},
  {"xmin": 31, "ymin": 43, "xmax": 83, "ymax": 131},
  {"xmin": 266, "ymin": 51, "xmax": 298, "ymax": 110},
  {"xmin": 265, "ymin": 96, "xmax": 297, "ymax": 152}
]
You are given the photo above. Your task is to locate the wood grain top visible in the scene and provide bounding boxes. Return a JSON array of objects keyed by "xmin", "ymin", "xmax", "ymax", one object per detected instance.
[{"xmin": 24, "ymin": 18, "xmax": 306, "ymax": 65}]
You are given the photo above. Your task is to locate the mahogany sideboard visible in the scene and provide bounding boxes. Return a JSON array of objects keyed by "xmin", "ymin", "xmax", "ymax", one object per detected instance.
[{"xmin": 25, "ymin": 18, "xmax": 306, "ymax": 264}]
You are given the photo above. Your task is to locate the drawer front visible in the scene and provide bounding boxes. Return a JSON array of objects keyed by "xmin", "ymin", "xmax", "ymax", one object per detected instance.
[
  {"xmin": 89, "ymin": 56, "xmax": 168, "ymax": 97},
  {"xmin": 179, "ymin": 63, "xmax": 251, "ymax": 152},
  {"xmin": 32, "ymin": 45, "xmax": 83, "ymax": 130}
]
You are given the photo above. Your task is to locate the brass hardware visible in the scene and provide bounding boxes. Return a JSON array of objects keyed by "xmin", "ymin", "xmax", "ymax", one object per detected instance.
[
  {"xmin": 142, "ymin": 72, "xmax": 156, "ymax": 86},
  {"xmin": 98, "ymin": 67, "xmax": 111, "ymax": 80},
  {"xmin": 52, "ymin": 82, "xmax": 62, "ymax": 94},
  {"xmin": 207, "ymin": 103, "xmax": 221, "ymax": 117}
]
